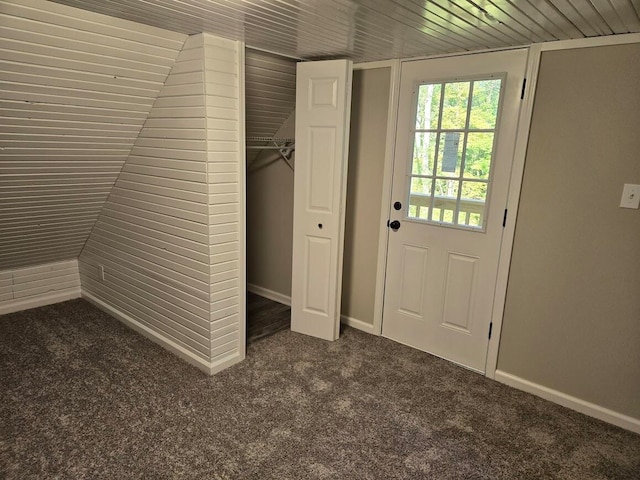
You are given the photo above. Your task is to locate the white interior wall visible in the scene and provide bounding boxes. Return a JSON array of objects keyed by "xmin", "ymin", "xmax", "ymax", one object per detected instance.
[{"xmin": 205, "ymin": 34, "xmax": 246, "ymax": 367}]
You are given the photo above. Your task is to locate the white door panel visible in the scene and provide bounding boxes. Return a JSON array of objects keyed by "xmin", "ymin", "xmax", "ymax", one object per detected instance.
[
  {"xmin": 291, "ymin": 60, "xmax": 353, "ymax": 341},
  {"xmin": 382, "ymin": 50, "xmax": 528, "ymax": 372}
]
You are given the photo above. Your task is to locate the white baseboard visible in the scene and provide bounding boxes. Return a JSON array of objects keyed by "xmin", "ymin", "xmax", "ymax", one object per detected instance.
[
  {"xmin": 82, "ymin": 291, "xmax": 242, "ymax": 376},
  {"xmin": 0, "ymin": 288, "xmax": 82, "ymax": 315},
  {"xmin": 340, "ymin": 314, "xmax": 375, "ymax": 334},
  {"xmin": 494, "ymin": 370, "xmax": 640, "ymax": 435},
  {"xmin": 247, "ymin": 283, "xmax": 291, "ymax": 306}
]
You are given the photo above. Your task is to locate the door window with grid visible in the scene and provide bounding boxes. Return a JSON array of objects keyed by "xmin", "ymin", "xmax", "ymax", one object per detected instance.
[{"xmin": 408, "ymin": 77, "xmax": 503, "ymax": 230}]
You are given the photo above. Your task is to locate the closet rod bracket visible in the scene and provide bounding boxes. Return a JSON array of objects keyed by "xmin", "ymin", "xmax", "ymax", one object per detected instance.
[{"xmin": 246, "ymin": 136, "xmax": 295, "ymax": 170}]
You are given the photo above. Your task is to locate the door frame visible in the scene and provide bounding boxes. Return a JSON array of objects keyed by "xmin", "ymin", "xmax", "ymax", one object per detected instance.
[
  {"xmin": 351, "ymin": 60, "xmax": 402, "ymax": 338},
  {"xmin": 482, "ymin": 46, "xmax": 540, "ymax": 377},
  {"xmin": 367, "ymin": 46, "xmax": 539, "ymax": 378}
]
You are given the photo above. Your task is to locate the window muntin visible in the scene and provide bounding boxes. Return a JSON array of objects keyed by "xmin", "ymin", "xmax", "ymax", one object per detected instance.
[{"xmin": 408, "ymin": 77, "xmax": 503, "ymax": 230}]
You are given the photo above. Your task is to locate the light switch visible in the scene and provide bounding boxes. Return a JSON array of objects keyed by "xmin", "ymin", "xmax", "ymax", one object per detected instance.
[{"xmin": 620, "ymin": 184, "xmax": 640, "ymax": 209}]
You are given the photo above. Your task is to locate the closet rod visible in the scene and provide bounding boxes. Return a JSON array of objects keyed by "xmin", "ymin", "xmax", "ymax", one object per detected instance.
[
  {"xmin": 246, "ymin": 136, "xmax": 295, "ymax": 143},
  {"xmin": 246, "ymin": 145, "xmax": 293, "ymax": 150}
]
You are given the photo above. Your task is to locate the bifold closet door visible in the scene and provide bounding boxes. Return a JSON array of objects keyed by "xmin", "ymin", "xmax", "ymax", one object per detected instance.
[{"xmin": 290, "ymin": 59, "xmax": 353, "ymax": 341}]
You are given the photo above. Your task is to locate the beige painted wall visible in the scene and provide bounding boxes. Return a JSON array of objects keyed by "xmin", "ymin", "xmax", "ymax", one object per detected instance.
[
  {"xmin": 497, "ymin": 43, "xmax": 640, "ymax": 419},
  {"xmin": 341, "ymin": 68, "xmax": 390, "ymax": 324},
  {"xmin": 246, "ymin": 113, "xmax": 295, "ymax": 296}
]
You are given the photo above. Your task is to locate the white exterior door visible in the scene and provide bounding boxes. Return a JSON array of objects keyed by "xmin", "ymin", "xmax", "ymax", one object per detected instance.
[
  {"xmin": 382, "ymin": 50, "xmax": 527, "ymax": 372},
  {"xmin": 291, "ymin": 59, "xmax": 353, "ymax": 341}
]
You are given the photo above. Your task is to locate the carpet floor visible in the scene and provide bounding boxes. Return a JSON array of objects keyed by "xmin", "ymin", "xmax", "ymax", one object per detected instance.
[{"xmin": 1, "ymin": 299, "xmax": 639, "ymax": 479}]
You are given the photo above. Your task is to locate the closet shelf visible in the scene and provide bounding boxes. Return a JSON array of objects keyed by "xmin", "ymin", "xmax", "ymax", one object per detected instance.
[
  {"xmin": 246, "ymin": 137, "xmax": 295, "ymax": 150},
  {"xmin": 247, "ymin": 136, "xmax": 295, "ymax": 143}
]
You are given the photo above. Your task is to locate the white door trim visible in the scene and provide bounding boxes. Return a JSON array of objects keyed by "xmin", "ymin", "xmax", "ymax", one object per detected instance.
[
  {"xmin": 237, "ymin": 43, "xmax": 247, "ymax": 362},
  {"xmin": 372, "ymin": 60, "xmax": 401, "ymax": 337},
  {"xmin": 383, "ymin": 50, "xmax": 528, "ymax": 372},
  {"xmin": 484, "ymin": 45, "xmax": 541, "ymax": 378},
  {"xmin": 536, "ymin": 32, "xmax": 640, "ymax": 52},
  {"xmin": 352, "ymin": 59, "xmax": 402, "ymax": 337}
]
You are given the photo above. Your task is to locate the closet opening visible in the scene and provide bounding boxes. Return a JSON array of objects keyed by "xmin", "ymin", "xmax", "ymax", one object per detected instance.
[
  {"xmin": 244, "ymin": 49, "xmax": 297, "ymax": 344},
  {"xmin": 244, "ymin": 48, "xmax": 393, "ymax": 345}
]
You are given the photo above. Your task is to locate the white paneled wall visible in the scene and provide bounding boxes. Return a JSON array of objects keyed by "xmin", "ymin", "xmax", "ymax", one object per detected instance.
[
  {"xmin": 0, "ymin": 0, "xmax": 186, "ymax": 270},
  {"xmin": 0, "ymin": 260, "xmax": 81, "ymax": 314},
  {"xmin": 80, "ymin": 33, "xmax": 245, "ymax": 374},
  {"xmin": 205, "ymin": 34, "xmax": 246, "ymax": 365}
]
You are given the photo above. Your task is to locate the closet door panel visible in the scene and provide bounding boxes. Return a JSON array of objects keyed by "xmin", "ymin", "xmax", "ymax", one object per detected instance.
[{"xmin": 291, "ymin": 59, "xmax": 353, "ymax": 341}]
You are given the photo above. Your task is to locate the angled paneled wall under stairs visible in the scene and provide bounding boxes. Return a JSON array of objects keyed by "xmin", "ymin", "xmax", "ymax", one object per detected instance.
[
  {"xmin": 80, "ymin": 33, "xmax": 245, "ymax": 375},
  {"xmin": 0, "ymin": 0, "xmax": 186, "ymax": 270}
]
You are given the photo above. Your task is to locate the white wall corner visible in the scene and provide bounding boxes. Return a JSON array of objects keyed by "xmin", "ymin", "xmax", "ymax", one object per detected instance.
[
  {"xmin": 205, "ymin": 35, "xmax": 246, "ymax": 366},
  {"xmin": 494, "ymin": 370, "xmax": 640, "ymax": 435},
  {"xmin": 236, "ymin": 39, "xmax": 247, "ymax": 362}
]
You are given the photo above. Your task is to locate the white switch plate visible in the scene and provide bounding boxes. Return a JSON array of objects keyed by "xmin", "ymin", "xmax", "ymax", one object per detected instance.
[{"xmin": 620, "ymin": 184, "xmax": 640, "ymax": 209}]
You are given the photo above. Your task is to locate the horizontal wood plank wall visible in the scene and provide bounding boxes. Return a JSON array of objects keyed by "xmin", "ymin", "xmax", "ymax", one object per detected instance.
[
  {"xmin": 205, "ymin": 34, "xmax": 245, "ymax": 368},
  {"xmin": 79, "ymin": 35, "xmax": 212, "ymax": 368},
  {"xmin": 0, "ymin": 0, "xmax": 186, "ymax": 270},
  {"xmin": 0, "ymin": 259, "xmax": 81, "ymax": 315}
]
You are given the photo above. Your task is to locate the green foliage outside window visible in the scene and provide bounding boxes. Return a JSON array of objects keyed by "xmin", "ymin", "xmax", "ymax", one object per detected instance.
[{"xmin": 410, "ymin": 78, "xmax": 501, "ymax": 223}]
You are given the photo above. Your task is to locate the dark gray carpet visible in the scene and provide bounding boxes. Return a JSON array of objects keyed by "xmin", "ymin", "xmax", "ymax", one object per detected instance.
[{"xmin": 1, "ymin": 299, "xmax": 639, "ymax": 479}]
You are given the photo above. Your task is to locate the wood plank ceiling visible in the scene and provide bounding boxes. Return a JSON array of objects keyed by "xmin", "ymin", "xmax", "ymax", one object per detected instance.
[{"xmin": 52, "ymin": 0, "xmax": 640, "ymax": 62}]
